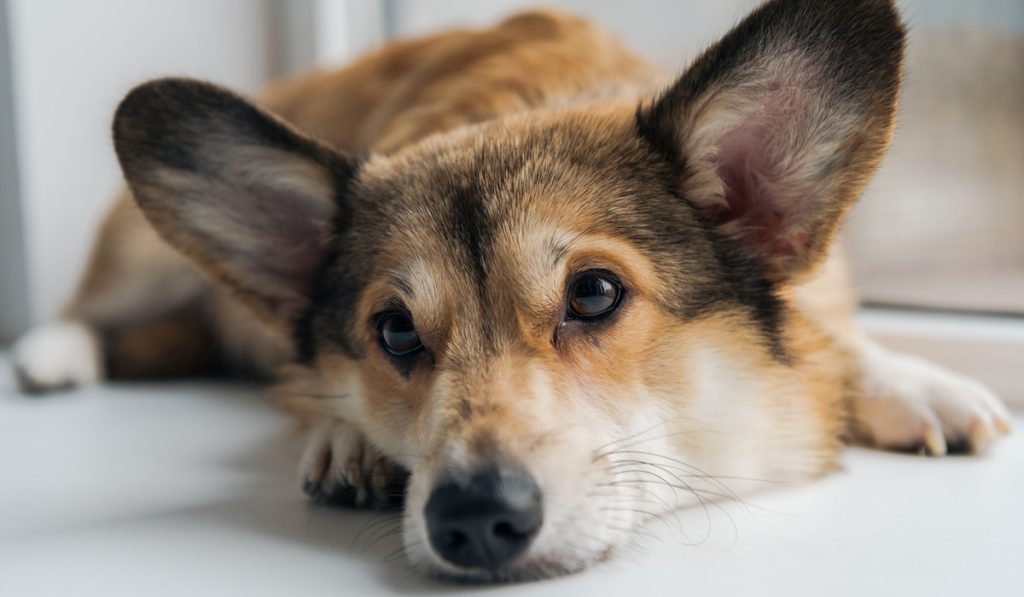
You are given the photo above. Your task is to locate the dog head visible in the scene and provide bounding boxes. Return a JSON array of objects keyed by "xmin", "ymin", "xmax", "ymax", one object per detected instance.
[{"xmin": 113, "ymin": 0, "xmax": 904, "ymax": 582}]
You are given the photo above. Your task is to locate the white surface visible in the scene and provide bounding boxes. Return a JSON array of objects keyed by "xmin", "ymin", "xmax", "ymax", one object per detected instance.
[
  {"xmin": 7, "ymin": 0, "xmax": 272, "ymax": 321},
  {"xmin": 1, "ymin": 357, "xmax": 1022, "ymax": 597}
]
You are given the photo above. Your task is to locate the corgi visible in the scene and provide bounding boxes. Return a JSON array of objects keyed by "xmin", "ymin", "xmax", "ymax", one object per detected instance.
[{"xmin": 12, "ymin": 0, "xmax": 1012, "ymax": 582}]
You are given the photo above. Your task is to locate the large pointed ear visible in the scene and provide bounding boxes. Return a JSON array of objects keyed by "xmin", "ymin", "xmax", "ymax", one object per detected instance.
[
  {"xmin": 113, "ymin": 78, "xmax": 356, "ymax": 327},
  {"xmin": 637, "ymin": 0, "xmax": 905, "ymax": 281}
]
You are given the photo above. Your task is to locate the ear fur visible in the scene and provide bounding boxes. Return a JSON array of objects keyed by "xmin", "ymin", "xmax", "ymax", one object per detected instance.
[
  {"xmin": 637, "ymin": 0, "xmax": 905, "ymax": 281},
  {"xmin": 113, "ymin": 78, "xmax": 357, "ymax": 326}
]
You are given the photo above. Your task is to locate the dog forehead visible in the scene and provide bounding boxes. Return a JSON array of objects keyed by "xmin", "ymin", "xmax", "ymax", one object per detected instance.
[
  {"xmin": 354, "ymin": 134, "xmax": 571, "ymax": 264},
  {"xmin": 313, "ymin": 114, "xmax": 732, "ymax": 360},
  {"xmin": 358, "ymin": 157, "xmax": 588, "ymax": 314},
  {"xmin": 358, "ymin": 116, "xmax": 678, "ymax": 254},
  {"xmin": 365, "ymin": 123, "xmax": 711, "ymax": 271}
]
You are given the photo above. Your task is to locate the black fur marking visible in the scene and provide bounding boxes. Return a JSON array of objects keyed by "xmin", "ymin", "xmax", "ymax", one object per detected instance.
[
  {"xmin": 442, "ymin": 176, "xmax": 498, "ymax": 352},
  {"xmin": 658, "ymin": 167, "xmax": 790, "ymax": 363},
  {"xmin": 627, "ymin": 139, "xmax": 791, "ymax": 363},
  {"xmin": 292, "ymin": 159, "xmax": 362, "ymax": 364},
  {"xmin": 698, "ymin": 235, "xmax": 791, "ymax": 364},
  {"xmin": 114, "ymin": 78, "xmax": 348, "ymax": 180},
  {"xmin": 447, "ymin": 182, "xmax": 491, "ymax": 295}
]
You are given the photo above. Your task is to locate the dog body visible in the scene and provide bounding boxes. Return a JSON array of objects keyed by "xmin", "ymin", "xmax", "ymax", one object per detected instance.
[{"xmin": 13, "ymin": 1, "xmax": 1012, "ymax": 581}]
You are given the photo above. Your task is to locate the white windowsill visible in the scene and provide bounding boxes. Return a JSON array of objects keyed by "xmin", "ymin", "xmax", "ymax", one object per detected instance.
[{"xmin": 859, "ymin": 306, "xmax": 1024, "ymax": 407}]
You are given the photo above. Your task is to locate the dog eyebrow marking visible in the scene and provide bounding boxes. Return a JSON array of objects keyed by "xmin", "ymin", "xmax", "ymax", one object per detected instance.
[
  {"xmin": 387, "ymin": 274, "xmax": 415, "ymax": 300},
  {"xmin": 449, "ymin": 186, "xmax": 491, "ymax": 288},
  {"xmin": 548, "ymin": 237, "xmax": 573, "ymax": 268},
  {"xmin": 443, "ymin": 181, "xmax": 498, "ymax": 351}
]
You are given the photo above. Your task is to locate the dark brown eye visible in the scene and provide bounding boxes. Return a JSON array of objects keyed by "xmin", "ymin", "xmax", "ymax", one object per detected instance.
[
  {"xmin": 567, "ymin": 271, "xmax": 623, "ymax": 319},
  {"xmin": 378, "ymin": 311, "xmax": 422, "ymax": 357}
]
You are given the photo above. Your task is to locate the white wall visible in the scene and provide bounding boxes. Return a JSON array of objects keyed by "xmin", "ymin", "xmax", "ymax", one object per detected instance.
[
  {"xmin": 310, "ymin": 0, "xmax": 388, "ymax": 68},
  {"xmin": 0, "ymin": 0, "xmax": 29, "ymax": 342},
  {"xmin": 7, "ymin": 0, "xmax": 274, "ymax": 322},
  {"xmin": 389, "ymin": 0, "xmax": 761, "ymax": 70}
]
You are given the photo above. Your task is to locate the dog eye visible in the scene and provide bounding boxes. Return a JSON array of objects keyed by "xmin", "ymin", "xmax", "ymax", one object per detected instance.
[
  {"xmin": 567, "ymin": 271, "xmax": 623, "ymax": 319},
  {"xmin": 378, "ymin": 311, "xmax": 422, "ymax": 357}
]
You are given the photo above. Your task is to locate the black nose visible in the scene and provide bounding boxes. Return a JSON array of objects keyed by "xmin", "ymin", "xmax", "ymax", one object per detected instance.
[{"xmin": 425, "ymin": 467, "xmax": 543, "ymax": 570}]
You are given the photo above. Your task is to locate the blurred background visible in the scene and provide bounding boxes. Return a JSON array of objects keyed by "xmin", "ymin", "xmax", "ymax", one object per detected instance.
[{"xmin": 0, "ymin": 0, "xmax": 1021, "ymax": 396}]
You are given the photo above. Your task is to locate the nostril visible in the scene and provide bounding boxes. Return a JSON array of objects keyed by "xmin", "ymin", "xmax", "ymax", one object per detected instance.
[
  {"xmin": 441, "ymin": 529, "xmax": 467, "ymax": 551},
  {"xmin": 492, "ymin": 521, "xmax": 517, "ymax": 539},
  {"xmin": 492, "ymin": 519, "xmax": 534, "ymax": 541}
]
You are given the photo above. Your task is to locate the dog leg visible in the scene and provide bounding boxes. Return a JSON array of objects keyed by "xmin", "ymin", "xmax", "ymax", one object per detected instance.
[
  {"xmin": 848, "ymin": 339, "xmax": 1013, "ymax": 455},
  {"xmin": 300, "ymin": 420, "xmax": 409, "ymax": 508},
  {"xmin": 12, "ymin": 321, "xmax": 104, "ymax": 393},
  {"xmin": 12, "ymin": 191, "xmax": 211, "ymax": 393}
]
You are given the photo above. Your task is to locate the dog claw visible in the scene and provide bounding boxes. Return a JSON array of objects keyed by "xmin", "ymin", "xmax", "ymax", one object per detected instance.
[
  {"xmin": 299, "ymin": 422, "xmax": 407, "ymax": 509},
  {"xmin": 923, "ymin": 427, "xmax": 947, "ymax": 456},
  {"xmin": 852, "ymin": 343, "xmax": 1012, "ymax": 457}
]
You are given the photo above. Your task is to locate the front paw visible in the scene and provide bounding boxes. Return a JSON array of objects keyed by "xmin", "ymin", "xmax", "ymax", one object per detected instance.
[
  {"xmin": 299, "ymin": 421, "xmax": 408, "ymax": 508},
  {"xmin": 851, "ymin": 344, "xmax": 1013, "ymax": 455},
  {"xmin": 12, "ymin": 322, "xmax": 104, "ymax": 394}
]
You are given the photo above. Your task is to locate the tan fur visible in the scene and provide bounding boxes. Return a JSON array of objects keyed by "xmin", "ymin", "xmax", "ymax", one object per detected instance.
[
  {"xmin": 71, "ymin": 2, "xmax": 864, "ymax": 532},
  {"xmin": 19, "ymin": 3, "xmax": 1009, "ymax": 583}
]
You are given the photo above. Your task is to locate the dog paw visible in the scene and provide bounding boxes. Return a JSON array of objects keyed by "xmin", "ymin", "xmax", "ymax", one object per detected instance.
[
  {"xmin": 12, "ymin": 322, "xmax": 104, "ymax": 394},
  {"xmin": 299, "ymin": 421, "xmax": 408, "ymax": 508},
  {"xmin": 851, "ymin": 343, "xmax": 1013, "ymax": 455}
]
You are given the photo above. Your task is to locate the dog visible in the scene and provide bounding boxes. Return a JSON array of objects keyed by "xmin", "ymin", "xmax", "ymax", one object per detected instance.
[{"xmin": 12, "ymin": 0, "xmax": 1012, "ymax": 582}]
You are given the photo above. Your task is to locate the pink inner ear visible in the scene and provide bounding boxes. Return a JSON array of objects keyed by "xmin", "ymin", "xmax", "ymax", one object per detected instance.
[
  {"xmin": 239, "ymin": 189, "xmax": 329, "ymax": 299},
  {"xmin": 277, "ymin": 198, "xmax": 327, "ymax": 293},
  {"xmin": 708, "ymin": 105, "xmax": 812, "ymax": 264}
]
